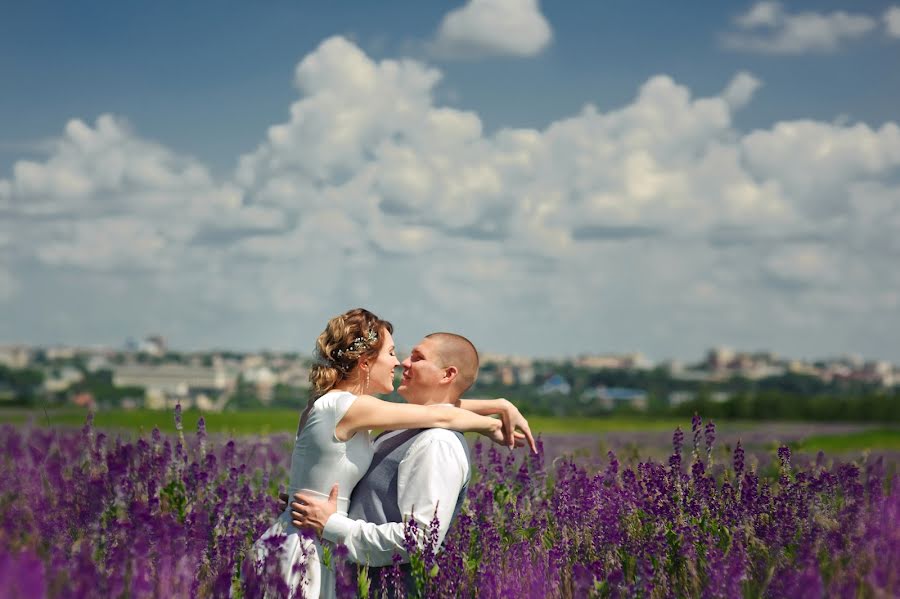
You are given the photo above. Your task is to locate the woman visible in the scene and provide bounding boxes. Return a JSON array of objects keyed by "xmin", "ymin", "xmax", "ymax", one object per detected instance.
[{"xmin": 249, "ymin": 308, "xmax": 529, "ymax": 598}]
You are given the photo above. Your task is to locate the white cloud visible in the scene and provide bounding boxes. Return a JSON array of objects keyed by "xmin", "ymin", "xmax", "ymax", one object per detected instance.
[
  {"xmin": 430, "ymin": 0, "xmax": 553, "ymax": 59},
  {"xmin": 886, "ymin": 6, "xmax": 900, "ymax": 37},
  {"xmin": 1, "ymin": 114, "xmax": 285, "ymax": 272},
  {"xmin": 735, "ymin": 1, "xmax": 782, "ymax": 28},
  {"xmin": 764, "ymin": 244, "xmax": 840, "ymax": 287},
  {"xmin": 723, "ymin": 2, "xmax": 878, "ymax": 54},
  {"xmin": 740, "ymin": 121, "xmax": 900, "ymax": 216},
  {"xmin": 0, "ymin": 268, "xmax": 18, "ymax": 301},
  {"xmin": 0, "ymin": 231, "xmax": 16, "ymax": 302},
  {"xmin": 35, "ymin": 216, "xmax": 172, "ymax": 270},
  {"xmin": 721, "ymin": 71, "xmax": 762, "ymax": 110},
  {"xmin": 2, "ymin": 36, "xmax": 900, "ymax": 359}
]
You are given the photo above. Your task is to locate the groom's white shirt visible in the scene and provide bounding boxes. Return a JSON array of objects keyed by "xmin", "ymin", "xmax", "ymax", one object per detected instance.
[{"xmin": 321, "ymin": 404, "xmax": 470, "ymax": 566}]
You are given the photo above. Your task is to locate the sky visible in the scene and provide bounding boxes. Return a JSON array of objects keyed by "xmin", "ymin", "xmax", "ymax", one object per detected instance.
[{"xmin": 1, "ymin": 0, "xmax": 900, "ymax": 362}]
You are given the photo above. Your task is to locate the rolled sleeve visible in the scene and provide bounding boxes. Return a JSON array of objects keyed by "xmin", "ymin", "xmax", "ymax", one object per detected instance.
[{"xmin": 322, "ymin": 513, "xmax": 354, "ymax": 545}]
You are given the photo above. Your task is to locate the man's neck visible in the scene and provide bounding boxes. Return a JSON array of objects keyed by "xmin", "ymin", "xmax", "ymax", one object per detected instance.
[{"xmin": 414, "ymin": 393, "xmax": 462, "ymax": 408}]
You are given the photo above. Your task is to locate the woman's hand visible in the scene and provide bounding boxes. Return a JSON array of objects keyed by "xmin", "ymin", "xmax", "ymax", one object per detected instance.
[
  {"xmin": 459, "ymin": 398, "xmax": 537, "ymax": 452},
  {"xmin": 486, "ymin": 426, "xmax": 530, "ymax": 448},
  {"xmin": 484, "ymin": 419, "xmax": 506, "ymax": 446},
  {"xmin": 495, "ymin": 398, "xmax": 536, "ymax": 453}
]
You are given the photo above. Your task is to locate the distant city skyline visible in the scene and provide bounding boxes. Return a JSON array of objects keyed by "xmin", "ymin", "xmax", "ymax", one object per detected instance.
[
  {"xmin": 2, "ymin": 1, "xmax": 900, "ymax": 362},
  {"xmin": 2, "ymin": 336, "xmax": 897, "ymax": 370}
]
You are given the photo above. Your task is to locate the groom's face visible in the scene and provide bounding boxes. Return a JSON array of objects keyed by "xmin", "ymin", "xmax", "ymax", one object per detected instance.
[{"xmin": 397, "ymin": 338, "xmax": 446, "ymax": 403}]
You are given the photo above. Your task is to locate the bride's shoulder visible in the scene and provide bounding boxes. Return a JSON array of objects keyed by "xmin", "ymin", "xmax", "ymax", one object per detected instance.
[{"xmin": 315, "ymin": 389, "xmax": 359, "ymax": 410}]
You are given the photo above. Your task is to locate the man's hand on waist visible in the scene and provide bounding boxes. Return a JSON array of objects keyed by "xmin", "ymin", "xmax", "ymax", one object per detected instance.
[{"xmin": 291, "ymin": 483, "xmax": 339, "ymax": 536}]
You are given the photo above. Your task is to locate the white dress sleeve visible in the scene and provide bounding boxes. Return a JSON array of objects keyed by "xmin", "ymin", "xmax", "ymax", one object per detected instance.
[{"xmin": 330, "ymin": 391, "xmax": 358, "ymax": 439}]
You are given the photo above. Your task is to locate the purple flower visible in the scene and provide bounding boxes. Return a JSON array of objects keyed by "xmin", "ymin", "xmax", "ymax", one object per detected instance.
[
  {"xmin": 691, "ymin": 413, "xmax": 702, "ymax": 461},
  {"xmin": 197, "ymin": 416, "xmax": 207, "ymax": 458},
  {"xmin": 672, "ymin": 426, "xmax": 684, "ymax": 456},
  {"xmin": 733, "ymin": 440, "xmax": 745, "ymax": 479},
  {"xmin": 7, "ymin": 414, "xmax": 898, "ymax": 598},
  {"xmin": 778, "ymin": 445, "xmax": 791, "ymax": 472},
  {"xmin": 703, "ymin": 420, "xmax": 716, "ymax": 464}
]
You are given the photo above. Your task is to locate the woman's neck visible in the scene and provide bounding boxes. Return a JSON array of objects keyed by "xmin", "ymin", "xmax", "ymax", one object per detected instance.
[{"xmin": 333, "ymin": 380, "xmax": 366, "ymax": 395}]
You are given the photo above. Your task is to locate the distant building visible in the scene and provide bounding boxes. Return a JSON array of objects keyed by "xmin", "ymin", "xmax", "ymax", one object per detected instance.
[
  {"xmin": 539, "ymin": 374, "xmax": 571, "ymax": 396},
  {"xmin": 71, "ymin": 392, "xmax": 96, "ymax": 410},
  {"xmin": 278, "ymin": 365, "xmax": 311, "ymax": 389},
  {"xmin": 86, "ymin": 355, "xmax": 111, "ymax": 373},
  {"xmin": 583, "ymin": 386, "xmax": 648, "ymax": 411},
  {"xmin": 0, "ymin": 346, "xmax": 31, "ymax": 369},
  {"xmin": 576, "ymin": 353, "xmax": 652, "ymax": 370},
  {"xmin": 43, "ymin": 367, "xmax": 84, "ymax": 393},
  {"xmin": 499, "ymin": 366, "xmax": 515, "ymax": 386},
  {"xmin": 139, "ymin": 335, "xmax": 167, "ymax": 357},
  {"xmin": 668, "ymin": 391, "xmax": 696, "ymax": 407},
  {"xmin": 741, "ymin": 364, "xmax": 786, "ymax": 380},
  {"xmin": 113, "ymin": 363, "xmax": 231, "ymax": 410},
  {"xmin": 517, "ymin": 366, "xmax": 536, "ymax": 385},
  {"xmin": 477, "ymin": 370, "xmax": 498, "ymax": 385},
  {"xmin": 707, "ymin": 347, "xmax": 735, "ymax": 371},
  {"xmin": 45, "ymin": 346, "xmax": 77, "ymax": 360},
  {"xmin": 242, "ymin": 366, "xmax": 277, "ymax": 403}
]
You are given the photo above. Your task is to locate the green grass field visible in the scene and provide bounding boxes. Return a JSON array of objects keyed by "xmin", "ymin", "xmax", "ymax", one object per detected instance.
[
  {"xmin": 792, "ymin": 429, "xmax": 900, "ymax": 452},
  {"xmin": 2, "ymin": 408, "xmax": 899, "ymax": 453},
  {"xmin": 0, "ymin": 408, "xmax": 682, "ymax": 436},
  {"xmin": 0, "ymin": 408, "xmax": 300, "ymax": 436}
]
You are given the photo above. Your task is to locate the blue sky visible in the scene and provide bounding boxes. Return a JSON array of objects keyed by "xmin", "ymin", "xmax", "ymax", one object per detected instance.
[{"xmin": 2, "ymin": 1, "xmax": 900, "ymax": 362}]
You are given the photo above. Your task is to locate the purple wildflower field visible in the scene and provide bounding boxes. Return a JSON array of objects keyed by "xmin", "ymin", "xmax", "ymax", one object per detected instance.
[{"xmin": 1, "ymin": 410, "xmax": 897, "ymax": 598}]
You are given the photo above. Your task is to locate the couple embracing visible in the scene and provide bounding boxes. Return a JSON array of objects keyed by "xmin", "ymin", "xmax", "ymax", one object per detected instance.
[{"xmin": 248, "ymin": 308, "xmax": 535, "ymax": 598}]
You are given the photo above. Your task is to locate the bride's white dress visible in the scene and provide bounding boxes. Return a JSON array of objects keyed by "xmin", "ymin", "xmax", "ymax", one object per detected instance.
[{"xmin": 252, "ymin": 390, "xmax": 373, "ymax": 598}]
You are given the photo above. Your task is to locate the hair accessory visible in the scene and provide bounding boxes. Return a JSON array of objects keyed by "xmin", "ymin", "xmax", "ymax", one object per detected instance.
[{"xmin": 334, "ymin": 329, "xmax": 379, "ymax": 359}]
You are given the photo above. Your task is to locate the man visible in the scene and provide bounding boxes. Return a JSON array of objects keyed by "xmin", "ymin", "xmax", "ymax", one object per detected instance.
[{"xmin": 288, "ymin": 332, "xmax": 534, "ymax": 591}]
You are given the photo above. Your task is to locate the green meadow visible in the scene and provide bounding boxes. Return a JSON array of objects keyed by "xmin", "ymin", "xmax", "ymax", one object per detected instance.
[
  {"xmin": 2, "ymin": 408, "xmax": 899, "ymax": 454},
  {"xmin": 791, "ymin": 428, "xmax": 900, "ymax": 452},
  {"xmin": 0, "ymin": 408, "xmax": 681, "ymax": 435}
]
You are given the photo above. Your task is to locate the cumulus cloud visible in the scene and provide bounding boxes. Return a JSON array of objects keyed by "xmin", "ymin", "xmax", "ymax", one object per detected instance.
[
  {"xmin": 2, "ymin": 36, "xmax": 900, "ymax": 359},
  {"xmin": 2, "ymin": 115, "xmax": 285, "ymax": 272},
  {"xmin": 0, "ymin": 232, "xmax": 17, "ymax": 301},
  {"xmin": 723, "ymin": 2, "xmax": 877, "ymax": 54},
  {"xmin": 430, "ymin": 0, "xmax": 553, "ymax": 59},
  {"xmin": 886, "ymin": 6, "xmax": 900, "ymax": 38},
  {"xmin": 721, "ymin": 71, "xmax": 762, "ymax": 110},
  {"xmin": 0, "ymin": 269, "xmax": 18, "ymax": 301}
]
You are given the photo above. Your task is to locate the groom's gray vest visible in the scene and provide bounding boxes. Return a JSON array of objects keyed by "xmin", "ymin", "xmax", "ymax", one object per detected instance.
[{"xmin": 348, "ymin": 428, "xmax": 470, "ymax": 591}]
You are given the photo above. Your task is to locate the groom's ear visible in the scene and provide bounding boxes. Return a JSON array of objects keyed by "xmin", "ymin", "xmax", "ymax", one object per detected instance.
[{"xmin": 441, "ymin": 366, "xmax": 459, "ymax": 385}]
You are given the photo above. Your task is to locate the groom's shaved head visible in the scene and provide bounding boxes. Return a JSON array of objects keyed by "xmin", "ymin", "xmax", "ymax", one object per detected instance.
[{"xmin": 425, "ymin": 332, "xmax": 479, "ymax": 394}]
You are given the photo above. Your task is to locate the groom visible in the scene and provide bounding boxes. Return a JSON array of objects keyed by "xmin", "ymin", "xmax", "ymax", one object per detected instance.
[{"xmin": 289, "ymin": 332, "xmax": 532, "ymax": 590}]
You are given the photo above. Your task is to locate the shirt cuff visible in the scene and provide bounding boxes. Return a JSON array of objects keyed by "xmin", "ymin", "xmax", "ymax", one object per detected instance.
[{"xmin": 322, "ymin": 513, "xmax": 354, "ymax": 544}]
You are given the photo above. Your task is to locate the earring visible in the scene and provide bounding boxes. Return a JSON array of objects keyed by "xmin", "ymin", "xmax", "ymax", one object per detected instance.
[{"xmin": 364, "ymin": 369, "xmax": 370, "ymax": 394}]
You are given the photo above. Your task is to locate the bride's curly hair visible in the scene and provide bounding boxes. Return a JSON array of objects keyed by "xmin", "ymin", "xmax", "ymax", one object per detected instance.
[{"xmin": 309, "ymin": 308, "xmax": 393, "ymax": 398}]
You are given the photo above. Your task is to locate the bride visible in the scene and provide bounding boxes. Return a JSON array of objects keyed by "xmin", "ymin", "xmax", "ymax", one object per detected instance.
[{"xmin": 248, "ymin": 308, "xmax": 530, "ymax": 598}]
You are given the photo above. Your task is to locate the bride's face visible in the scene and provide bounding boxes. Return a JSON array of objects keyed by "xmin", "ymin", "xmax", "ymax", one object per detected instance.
[{"xmin": 364, "ymin": 329, "xmax": 400, "ymax": 394}]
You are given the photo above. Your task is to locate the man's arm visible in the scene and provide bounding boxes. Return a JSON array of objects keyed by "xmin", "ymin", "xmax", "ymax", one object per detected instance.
[{"xmin": 294, "ymin": 432, "xmax": 468, "ymax": 567}]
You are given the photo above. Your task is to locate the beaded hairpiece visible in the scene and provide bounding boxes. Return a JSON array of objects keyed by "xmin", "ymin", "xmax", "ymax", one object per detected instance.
[
  {"xmin": 314, "ymin": 328, "xmax": 379, "ymax": 373},
  {"xmin": 335, "ymin": 329, "xmax": 379, "ymax": 359}
]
